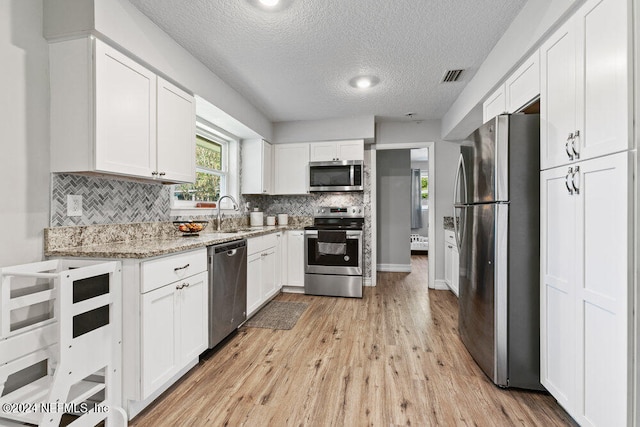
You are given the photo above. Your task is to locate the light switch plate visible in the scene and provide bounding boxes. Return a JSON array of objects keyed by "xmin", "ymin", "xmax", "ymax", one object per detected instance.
[{"xmin": 67, "ymin": 195, "xmax": 83, "ymax": 217}]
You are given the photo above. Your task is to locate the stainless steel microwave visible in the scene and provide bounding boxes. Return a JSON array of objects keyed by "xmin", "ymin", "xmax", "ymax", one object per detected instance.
[{"xmin": 309, "ymin": 160, "xmax": 364, "ymax": 192}]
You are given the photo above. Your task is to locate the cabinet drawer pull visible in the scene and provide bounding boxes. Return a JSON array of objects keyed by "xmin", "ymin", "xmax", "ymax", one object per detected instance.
[
  {"xmin": 571, "ymin": 130, "xmax": 580, "ymax": 159},
  {"xmin": 565, "ymin": 133, "xmax": 574, "ymax": 160},
  {"xmin": 571, "ymin": 166, "xmax": 580, "ymax": 194},
  {"xmin": 176, "ymin": 284, "xmax": 183, "ymax": 290},
  {"xmin": 448, "ymin": 245, "xmax": 453, "ymax": 249},
  {"xmin": 182, "ymin": 282, "xmax": 190, "ymax": 288},
  {"xmin": 174, "ymin": 263, "xmax": 190, "ymax": 272},
  {"xmin": 565, "ymin": 167, "xmax": 574, "ymax": 195},
  {"xmin": 159, "ymin": 171, "xmax": 166, "ymax": 176},
  {"xmin": 151, "ymin": 171, "xmax": 158, "ymax": 176}
]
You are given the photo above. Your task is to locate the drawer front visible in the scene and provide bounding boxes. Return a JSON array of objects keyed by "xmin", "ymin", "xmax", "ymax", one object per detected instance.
[
  {"xmin": 262, "ymin": 232, "xmax": 279, "ymax": 249},
  {"xmin": 141, "ymin": 248, "xmax": 207, "ymax": 293},
  {"xmin": 247, "ymin": 236, "xmax": 264, "ymax": 255}
]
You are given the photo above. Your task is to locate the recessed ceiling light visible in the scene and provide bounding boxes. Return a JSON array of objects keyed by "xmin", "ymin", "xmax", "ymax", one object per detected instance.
[
  {"xmin": 259, "ymin": 0, "xmax": 279, "ymax": 6},
  {"xmin": 349, "ymin": 75, "xmax": 380, "ymax": 89}
]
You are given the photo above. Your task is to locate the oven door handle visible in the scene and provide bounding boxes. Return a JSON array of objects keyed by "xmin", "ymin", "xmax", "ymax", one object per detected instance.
[{"xmin": 304, "ymin": 230, "xmax": 362, "ymax": 237}]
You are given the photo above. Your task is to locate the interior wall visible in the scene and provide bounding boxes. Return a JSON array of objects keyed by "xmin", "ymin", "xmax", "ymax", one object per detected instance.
[
  {"xmin": 273, "ymin": 115, "xmax": 375, "ymax": 144},
  {"xmin": 0, "ymin": 0, "xmax": 50, "ymax": 266},
  {"xmin": 376, "ymin": 150, "xmax": 411, "ymax": 270},
  {"xmin": 376, "ymin": 120, "xmax": 460, "ymax": 283}
]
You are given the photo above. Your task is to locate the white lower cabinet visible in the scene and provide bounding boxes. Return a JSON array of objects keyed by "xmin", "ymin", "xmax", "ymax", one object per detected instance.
[
  {"xmin": 122, "ymin": 248, "xmax": 208, "ymax": 418},
  {"xmin": 541, "ymin": 152, "xmax": 630, "ymax": 426},
  {"xmin": 247, "ymin": 233, "xmax": 282, "ymax": 317},
  {"xmin": 283, "ymin": 230, "xmax": 305, "ymax": 291},
  {"xmin": 443, "ymin": 230, "xmax": 459, "ymax": 296}
]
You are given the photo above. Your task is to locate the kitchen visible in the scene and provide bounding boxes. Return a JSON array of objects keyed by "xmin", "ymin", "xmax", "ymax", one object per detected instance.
[{"xmin": 1, "ymin": 0, "xmax": 636, "ymax": 426}]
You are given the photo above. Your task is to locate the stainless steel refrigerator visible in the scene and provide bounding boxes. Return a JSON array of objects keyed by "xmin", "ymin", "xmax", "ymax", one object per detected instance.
[{"xmin": 453, "ymin": 114, "xmax": 543, "ymax": 390}]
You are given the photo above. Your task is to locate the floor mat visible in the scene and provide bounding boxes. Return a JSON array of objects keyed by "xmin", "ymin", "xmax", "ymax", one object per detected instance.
[{"xmin": 244, "ymin": 301, "xmax": 309, "ymax": 330}]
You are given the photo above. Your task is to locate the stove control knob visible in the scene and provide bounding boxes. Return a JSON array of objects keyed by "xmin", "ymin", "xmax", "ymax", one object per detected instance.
[{"xmin": 320, "ymin": 208, "xmax": 325, "ymax": 214}]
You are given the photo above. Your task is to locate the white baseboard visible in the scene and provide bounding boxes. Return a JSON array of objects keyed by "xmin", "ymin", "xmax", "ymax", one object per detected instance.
[
  {"xmin": 431, "ymin": 279, "xmax": 450, "ymax": 290},
  {"xmin": 281, "ymin": 285, "xmax": 305, "ymax": 294},
  {"xmin": 376, "ymin": 264, "xmax": 411, "ymax": 273}
]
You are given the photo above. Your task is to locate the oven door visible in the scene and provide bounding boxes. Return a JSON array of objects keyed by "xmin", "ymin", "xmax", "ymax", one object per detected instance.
[{"xmin": 304, "ymin": 230, "xmax": 362, "ymax": 275}]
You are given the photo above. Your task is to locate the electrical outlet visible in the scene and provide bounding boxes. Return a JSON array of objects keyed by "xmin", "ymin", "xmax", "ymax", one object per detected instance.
[{"xmin": 67, "ymin": 195, "xmax": 83, "ymax": 217}]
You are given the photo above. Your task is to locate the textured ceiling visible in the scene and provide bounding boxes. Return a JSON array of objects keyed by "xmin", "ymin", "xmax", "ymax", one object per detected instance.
[{"xmin": 128, "ymin": 0, "xmax": 526, "ymax": 123}]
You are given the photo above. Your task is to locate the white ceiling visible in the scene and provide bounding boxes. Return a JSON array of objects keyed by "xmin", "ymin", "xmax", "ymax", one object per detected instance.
[{"xmin": 128, "ymin": 0, "xmax": 526, "ymax": 123}]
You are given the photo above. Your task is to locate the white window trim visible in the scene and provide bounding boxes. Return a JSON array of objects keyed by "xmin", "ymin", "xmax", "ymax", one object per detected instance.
[{"xmin": 170, "ymin": 119, "xmax": 240, "ymax": 216}]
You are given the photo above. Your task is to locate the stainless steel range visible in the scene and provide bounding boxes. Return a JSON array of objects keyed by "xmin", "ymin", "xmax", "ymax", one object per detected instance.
[{"xmin": 304, "ymin": 206, "xmax": 364, "ymax": 298}]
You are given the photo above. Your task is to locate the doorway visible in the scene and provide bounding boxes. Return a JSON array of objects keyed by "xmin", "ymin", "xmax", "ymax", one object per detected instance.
[{"xmin": 370, "ymin": 142, "xmax": 435, "ymax": 290}]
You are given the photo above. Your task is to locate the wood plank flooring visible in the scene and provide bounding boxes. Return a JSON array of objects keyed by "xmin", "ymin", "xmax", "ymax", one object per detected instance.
[{"xmin": 130, "ymin": 255, "xmax": 575, "ymax": 426}]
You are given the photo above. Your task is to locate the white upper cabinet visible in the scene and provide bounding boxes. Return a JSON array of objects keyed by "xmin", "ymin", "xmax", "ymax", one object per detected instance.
[
  {"xmin": 93, "ymin": 41, "xmax": 157, "ymax": 178},
  {"xmin": 274, "ymin": 143, "xmax": 310, "ymax": 195},
  {"xmin": 505, "ymin": 50, "xmax": 540, "ymax": 114},
  {"xmin": 50, "ymin": 36, "xmax": 196, "ymax": 183},
  {"xmin": 484, "ymin": 50, "xmax": 540, "ymax": 124},
  {"xmin": 242, "ymin": 139, "xmax": 273, "ymax": 194},
  {"xmin": 540, "ymin": 0, "xmax": 630, "ymax": 170},
  {"xmin": 156, "ymin": 77, "xmax": 196, "ymax": 183},
  {"xmin": 482, "ymin": 85, "xmax": 506, "ymax": 124},
  {"xmin": 309, "ymin": 140, "xmax": 364, "ymax": 162}
]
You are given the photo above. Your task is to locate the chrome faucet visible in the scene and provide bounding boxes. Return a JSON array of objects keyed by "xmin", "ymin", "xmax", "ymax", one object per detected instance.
[{"xmin": 216, "ymin": 195, "xmax": 239, "ymax": 231}]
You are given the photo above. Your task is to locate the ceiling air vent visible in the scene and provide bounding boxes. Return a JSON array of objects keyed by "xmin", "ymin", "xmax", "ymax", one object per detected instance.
[{"xmin": 441, "ymin": 69, "xmax": 464, "ymax": 83}]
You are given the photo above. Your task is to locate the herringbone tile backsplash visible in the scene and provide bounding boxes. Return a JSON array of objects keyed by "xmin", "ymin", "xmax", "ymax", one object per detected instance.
[{"xmin": 51, "ymin": 174, "xmax": 171, "ymax": 226}]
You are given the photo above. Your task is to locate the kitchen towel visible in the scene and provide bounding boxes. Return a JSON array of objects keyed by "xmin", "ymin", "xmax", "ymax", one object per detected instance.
[{"xmin": 316, "ymin": 230, "xmax": 347, "ymax": 257}]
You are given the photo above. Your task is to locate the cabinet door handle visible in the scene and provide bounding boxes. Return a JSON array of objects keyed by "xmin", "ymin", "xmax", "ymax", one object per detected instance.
[
  {"xmin": 565, "ymin": 167, "xmax": 574, "ymax": 195},
  {"xmin": 174, "ymin": 263, "xmax": 190, "ymax": 272},
  {"xmin": 571, "ymin": 166, "xmax": 580, "ymax": 194},
  {"xmin": 571, "ymin": 130, "xmax": 580, "ymax": 159},
  {"xmin": 159, "ymin": 172, "xmax": 166, "ymax": 176},
  {"xmin": 565, "ymin": 133, "xmax": 574, "ymax": 160},
  {"xmin": 448, "ymin": 245, "xmax": 453, "ymax": 249},
  {"xmin": 151, "ymin": 171, "xmax": 158, "ymax": 176},
  {"xmin": 176, "ymin": 284, "xmax": 183, "ymax": 290},
  {"xmin": 183, "ymin": 282, "xmax": 190, "ymax": 288}
]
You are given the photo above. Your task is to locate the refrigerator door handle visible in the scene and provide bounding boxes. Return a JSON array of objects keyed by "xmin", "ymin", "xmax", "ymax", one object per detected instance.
[{"xmin": 452, "ymin": 153, "xmax": 467, "ymax": 249}]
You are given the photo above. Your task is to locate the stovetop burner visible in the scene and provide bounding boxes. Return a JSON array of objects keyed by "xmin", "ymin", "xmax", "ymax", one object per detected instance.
[{"xmin": 308, "ymin": 206, "xmax": 365, "ymax": 231}]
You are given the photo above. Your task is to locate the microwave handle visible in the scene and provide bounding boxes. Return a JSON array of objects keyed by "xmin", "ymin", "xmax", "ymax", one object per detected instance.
[{"xmin": 350, "ymin": 165, "xmax": 354, "ymax": 186}]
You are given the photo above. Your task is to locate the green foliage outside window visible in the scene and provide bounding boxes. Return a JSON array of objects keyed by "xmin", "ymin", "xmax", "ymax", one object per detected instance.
[
  {"xmin": 174, "ymin": 135, "xmax": 223, "ymax": 202},
  {"xmin": 421, "ymin": 176, "xmax": 429, "ymax": 199}
]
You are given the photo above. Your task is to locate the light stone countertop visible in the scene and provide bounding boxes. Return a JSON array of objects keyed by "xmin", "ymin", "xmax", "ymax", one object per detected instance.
[{"xmin": 44, "ymin": 225, "xmax": 304, "ymax": 259}]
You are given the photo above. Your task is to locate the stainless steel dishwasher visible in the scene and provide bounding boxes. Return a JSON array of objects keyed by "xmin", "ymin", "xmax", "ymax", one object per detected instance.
[{"xmin": 208, "ymin": 239, "xmax": 247, "ymax": 349}]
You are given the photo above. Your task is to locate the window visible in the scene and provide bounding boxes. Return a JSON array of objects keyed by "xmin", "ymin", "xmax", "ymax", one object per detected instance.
[
  {"xmin": 421, "ymin": 173, "xmax": 429, "ymax": 209},
  {"xmin": 173, "ymin": 126, "xmax": 229, "ymax": 207}
]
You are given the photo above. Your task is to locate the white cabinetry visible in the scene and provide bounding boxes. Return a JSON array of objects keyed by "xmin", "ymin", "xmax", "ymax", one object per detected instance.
[
  {"xmin": 443, "ymin": 230, "xmax": 459, "ymax": 296},
  {"xmin": 274, "ymin": 143, "xmax": 310, "ymax": 195},
  {"xmin": 540, "ymin": 0, "xmax": 630, "ymax": 170},
  {"xmin": 482, "ymin": 86, "xmax": 506, "ymax": 124},
  {"xmin": 246, "ymin": 233, "xmax": 282, "ymax": 317},
  {"xmin": 541, "ymin": 152, "xmax": 630, "ymax": 426},
  {"xmin": 242, "ymin": 139, "xmax": 273, "ymax": 194},
  {"xmin": 505, "ymin": 50, "xmax": 540, "ymax": 114},
  {"xmin": 483, "ymin": 50, "xmax": 540, "ymax": 124},
  {"xmin": 282, "ymin": 230, "xmax": 305, "ymax": 293},
  {"xmin": 309, "ymin": 140, "xmax": 364, "ymax": 161},
  {"xmin": 50, "ymin": 36, "xmax": 195, "ymax": 183},
  {"xmin": 122, "ymin": 248, "xmax": 208, "ymax": 417}
]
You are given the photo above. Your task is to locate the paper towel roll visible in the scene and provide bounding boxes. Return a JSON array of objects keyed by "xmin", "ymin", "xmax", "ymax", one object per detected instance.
[{"xmin": 250, "ymin": 211, "xmax": 263, "ymax": 227}]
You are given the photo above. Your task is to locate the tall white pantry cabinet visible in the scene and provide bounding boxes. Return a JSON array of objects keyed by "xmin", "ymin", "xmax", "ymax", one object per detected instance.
[{"xmin": 539, "ymin": 0, "xmax": 635, "ymax": 425}]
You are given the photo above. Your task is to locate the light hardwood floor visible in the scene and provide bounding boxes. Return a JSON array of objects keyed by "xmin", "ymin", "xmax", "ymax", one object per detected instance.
[{"xmin": 130, "ymin": 255, "xmax": 575, "ymax": 426}]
